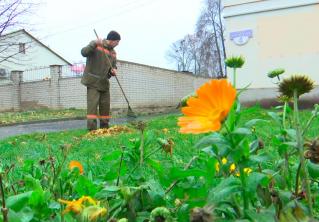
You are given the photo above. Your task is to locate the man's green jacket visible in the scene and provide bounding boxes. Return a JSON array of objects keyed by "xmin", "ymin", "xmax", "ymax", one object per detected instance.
[{"xmin": 81, "ymin": 40, "xmax": 117, "ymax": 91}]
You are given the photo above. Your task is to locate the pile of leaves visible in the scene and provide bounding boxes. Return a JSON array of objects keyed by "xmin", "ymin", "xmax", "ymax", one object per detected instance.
[{"xmin": 85, "ymin": 125, "xmax": 134, "ymax": 137}]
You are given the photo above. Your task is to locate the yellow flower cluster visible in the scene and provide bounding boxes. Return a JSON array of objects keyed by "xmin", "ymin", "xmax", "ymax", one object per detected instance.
[
  {"xmin": 215, "ymin": 158, "xmax": 252, "ymax": 176},
  {"xmin": 58, "ymin": 196, "xmax": 107, "ymax": 221}
]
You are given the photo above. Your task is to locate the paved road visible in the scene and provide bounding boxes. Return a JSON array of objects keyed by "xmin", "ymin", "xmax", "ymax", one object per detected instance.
[{"xmin": 0, "ymin": 115, "xmax": 164, "ymax": 140}]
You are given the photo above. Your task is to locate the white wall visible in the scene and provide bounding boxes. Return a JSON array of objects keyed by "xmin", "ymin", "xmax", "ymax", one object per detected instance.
[{"xmin": 224, "ymin": 0, "xmax": 319, "ymax": 89}]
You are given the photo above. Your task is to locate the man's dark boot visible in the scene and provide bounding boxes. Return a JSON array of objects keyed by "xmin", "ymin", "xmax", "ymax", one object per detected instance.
[
  {"xmin": 100, "ymin": 119, "xmax": 109, "ymax": 129},
  {"xmin": 87, "ymin": 119, "xmax": 97, "ymax": 131}
]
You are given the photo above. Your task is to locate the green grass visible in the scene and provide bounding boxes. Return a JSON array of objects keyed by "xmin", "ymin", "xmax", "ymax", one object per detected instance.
[
  {"xmin": 1, "ymin": 105, "xmax": 318, "ymax": 175},
  {"xmin": 0, "ymin": 113, "xmax": 202, "ymax": 176},
  {"xmin": 0, "ymin": 108, "xmax": 86, "ymax": 125}
]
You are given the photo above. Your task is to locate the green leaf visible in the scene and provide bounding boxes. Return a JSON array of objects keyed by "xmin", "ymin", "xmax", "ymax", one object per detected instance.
[
  {"xmin": 278, "ymin": 144, "xmax": 289, "ymax": 156},
  {"xmin": 103, "ymin": 150, "xmax": 122, "ymax": 161},
  {"xmin": 146, "ymin": 159, "xmax": 164, "ymax": 175},
  {"xmin": 267, "ymin": 112, "xmax": 281, "ymax": 124},
  {"xmin": 29, "ymin": 188, "xmax": 49, "ymax": 208},
  {"xmin": 177, "ymin": 204, "xmax": 190, "ymax": 222},
  {"xmin": 284, "ymin": 129, "xmax": 297, "ymax": 139},
  {"xmin": 74, "ymin": 176, "xmax": 98, "ymax": 197},
  {"xmin": 250, "ymin": 152, "xmax": 271, "ymax": 163},
  {"xmin": 207, "ymin": 176, "xmax": 241, "ymax": 203},
  {"xmin": 136, "ymin": 211, "xmax": 151, "ymax": 222},
  {"xmin": 278, "ymin": 190, "xmax": 293, "ymax": 205},
  {"xmin": 244, "ymin": 119, "xmax": 268, "ymax": 128},
  {"xmin": 7, "ymin": 207, "xmax": 34, "ymax": 222},
  {"xmin": 94, "ymin": 186, "xmax": 120, "ymax": 199},
  {"xmin": 169, "ymin": 167, "xmax": 206, "ymax": 180},
  {"xmin": 6, "ymin": 191, "xmax": 33, "ymax": 211},
  {"xmin": 195, "ymin": 133, "xmax": 231, "ymax": 150},
  {"xmin": 307, "ymin": 161, "xmax": 319, "ymax": 179},
  {"xmin": 231, "ymin": 138, "xmax": 250, "ymax": 162},
  {"xmin": 104, "ymin": 167, "xmax": 118, "ymax": 181},
  {"xmin": 282, "ymin": 142, "xmax": 297, "ymax": 148},
  {"xmin": 48, "ymin": 201, "xmax": 60, "ymax": 210},
  {"xmin": 246, "ymin": 209, "xmax": 276, "ymax": 222},
  {"xmin": 145, "ymin": 180, "xmax": 165, "ymax": 207},
  {"xmin": 249, "ymin": 139, "xmax": 259, "ymax": 153},
  {"xmin": 224, "ymin": 101, "xmax": 240, "ymax": 131},
  {"xmin": 247, "ymin": 172, "xmax": 270, "ymax": 196},
  {"xmin": 232, "ymin": 128, "xmax": 252, "ymax": 135}
]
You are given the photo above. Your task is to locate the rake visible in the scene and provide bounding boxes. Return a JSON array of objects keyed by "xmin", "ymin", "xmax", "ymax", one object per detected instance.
[{"xmin": 94, "ymin": 29, "xmax": 137, "ymax": 118}]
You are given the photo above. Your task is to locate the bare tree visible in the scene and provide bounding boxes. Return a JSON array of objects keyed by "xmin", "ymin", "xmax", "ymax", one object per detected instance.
[
  {"xmin": 166, "ymin": 0, "xmax": 226, "ymax": 78},
  {"xmin": 166, "ymin": 36, "xmax": 194, "ymax": 72},
  {"xmin": 196, "ymin": 0, "xmax": 227, "ymax": 78},
  {"xmin": 0, "ymin": 0, "xmax": 40, "ymax": 67}
]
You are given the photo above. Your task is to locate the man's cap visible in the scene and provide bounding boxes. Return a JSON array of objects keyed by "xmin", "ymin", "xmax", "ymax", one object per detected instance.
[{"xmin": 106, "ymin": 31, "xmax": 121, "ymax": 41}]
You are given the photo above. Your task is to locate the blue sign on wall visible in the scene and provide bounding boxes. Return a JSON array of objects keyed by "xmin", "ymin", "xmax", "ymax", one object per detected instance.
[{"xmin": 230, "ymin": 29, "xmax": 253, "ymax": 45}]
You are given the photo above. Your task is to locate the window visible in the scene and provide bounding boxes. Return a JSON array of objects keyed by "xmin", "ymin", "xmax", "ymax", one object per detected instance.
[{"xmin": 19, "ymin": 43, "xmax": 25, "ymax": 54}]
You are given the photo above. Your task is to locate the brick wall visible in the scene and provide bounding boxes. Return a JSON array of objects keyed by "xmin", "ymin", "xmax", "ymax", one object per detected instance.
[
  {"xmin": 2, "ymin": 61, "xmax": 317, "ymax": 113},
  {"xmin": 0, "ymin": 84, "xmax": 14, "ymax": 111},
  {"xmin": 0, "ymin": 61, "xmax": 210, "ymax": 113}
]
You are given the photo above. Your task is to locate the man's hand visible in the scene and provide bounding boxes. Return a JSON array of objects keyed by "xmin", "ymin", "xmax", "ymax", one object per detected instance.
[{"xmin": 110, "ymin": 68, "xmax": 117, "ymax": 76}]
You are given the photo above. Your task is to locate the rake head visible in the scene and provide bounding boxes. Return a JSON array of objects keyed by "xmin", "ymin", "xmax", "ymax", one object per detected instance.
[{"xmin": 127, "ymin": 106, "xmax": 137, "ymax": 118}]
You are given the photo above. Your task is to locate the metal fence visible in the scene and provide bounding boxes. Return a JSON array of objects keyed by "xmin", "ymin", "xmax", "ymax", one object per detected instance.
[{"xmin": 22, "ymin": 66, "xmax": 51, "ymax": 82}]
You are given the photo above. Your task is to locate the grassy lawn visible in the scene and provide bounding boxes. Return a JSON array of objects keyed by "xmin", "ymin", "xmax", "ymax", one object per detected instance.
[
  {"xmin": 1, "ymin": 105, "xmax": 319, "ymax": 221},
  {"xmin": 1, "ymin": 105, "xmax": 318, "ymax": 175},
  {"xmin": 0, "ymin": 108, "xmax": 86, "ymax": 125}
]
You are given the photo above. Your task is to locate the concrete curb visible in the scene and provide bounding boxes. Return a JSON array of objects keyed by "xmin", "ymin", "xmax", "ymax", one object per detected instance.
[{"xmin": 0, "ymin": 116, "xmax": 86, "ymax": 127}]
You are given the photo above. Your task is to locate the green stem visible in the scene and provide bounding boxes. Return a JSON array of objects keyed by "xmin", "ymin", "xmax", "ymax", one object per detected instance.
[
  {"xmin": 233, "ymin": 68, "xmax": 237, "ymax": 88},
  {"xmin": 0, "ymin": 174, "xmax": 8, "ymax": 222},
  {"xmin": 284, "ymin": 152, "xmax": 292, "ymax": 191},
  {"xmin": 239, "ymin": 166, "xmax": 249, "ymax": 216},
  {"xmin": 295, "ymin": 163, "xmax": 301, "ymax": 196},
  {"xmin": 144, "ymin": 146, "xmax": 162, "ymax": 160},
  {"xmin": 302, "ymin": 108, "xmax": 318, "ymax": 136},
  {"xmin": 116, "ymin": 146, "xmax": 126, "ymax": 186},
  {"xmin": 128, "ymin": 146, "xmax": 162, "ymax": 179},
  {"xmin": 282, "ymin": 101, "xmax": 287, "ymax": 129},
  {"xmin": 293, "ymin": 90, "xmax": 313, "ymax": 215},
  {"xmin": 139, "ymin": 130, "xmax": 145, "ymax": 166}
]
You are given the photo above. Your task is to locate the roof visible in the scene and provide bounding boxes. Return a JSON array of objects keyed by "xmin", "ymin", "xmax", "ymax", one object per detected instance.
[{"xmin": 1, "ymin": 29, "xmax": 72, "ymax": 65}]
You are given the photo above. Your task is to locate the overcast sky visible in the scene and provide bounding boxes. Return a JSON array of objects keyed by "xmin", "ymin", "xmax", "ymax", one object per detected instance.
[{"xmin": 30, "ymin": 0, "xmax": 204, "ymax": 69}]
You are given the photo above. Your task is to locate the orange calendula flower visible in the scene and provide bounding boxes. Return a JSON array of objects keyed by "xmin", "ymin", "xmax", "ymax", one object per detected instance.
[
  {"xmin": 58, "ymin": 196, "xmax": 97, "ymax": 214},
  {"xmin": 69, "ymin": 160, "xmax": 84, "ymax": 174},
  {"xmin": 178, "ymin": 79, "xmax": 236, "ymax": 134}
]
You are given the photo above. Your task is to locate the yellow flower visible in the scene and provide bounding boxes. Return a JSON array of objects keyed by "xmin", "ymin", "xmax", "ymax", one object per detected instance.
[
  {"xmin": 229, "ymin": 163, "xmax": 236, "ymax": 173},
  {"xmin": 178, "ymin": 79, "xmax": 236, "ymax": 134},
  {"xmin": 235, "ymin": 168, "xmax": 253, "ymax": 177},
  {"xmin": 222, "ymin": 158, "xmax": 227, "ymax": 165},
  {"xmin": 58, "ymin": 196, "xmax": 97, "ymax": 214},
  {"xmin": 244, "ymin": 168, "xmax": 252, "ymax": 175},
  {"xmin": 215, "ymin": 162, "xmax": 220, "ymax": 172},
  {"xmin": 174, "ymin": 198, "xmax": 182, "ymax": 207},
  {"xmin": 69, "ymin": 160, "xmax": 84, "ymax": 174},
  {"xmin": 162, "ymin": 128, "xmax": 169, "ymax": 134}
]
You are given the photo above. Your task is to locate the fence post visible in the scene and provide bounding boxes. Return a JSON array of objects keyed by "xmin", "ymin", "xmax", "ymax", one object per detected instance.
[
  {"xmin": 10, "ymin": 70, "xmax": 23, "ymax": 111},
  {"xmin": 50, "ymin": 65, "xmax": 62, "ymax": 109}
]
